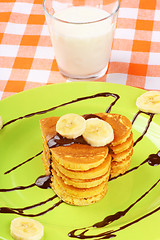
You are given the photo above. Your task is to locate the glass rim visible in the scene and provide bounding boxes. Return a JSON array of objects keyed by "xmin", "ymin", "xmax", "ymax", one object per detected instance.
[{"xmin": 43, "ymin": 0, "xmax": 120, "ymax": 24}]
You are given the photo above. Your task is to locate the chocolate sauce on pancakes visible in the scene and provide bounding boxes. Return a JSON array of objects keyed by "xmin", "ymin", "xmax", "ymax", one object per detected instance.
[
  {"xmin": 48, "ymin": 133, "xmax": 88, "ymax": 148},
  {"xmin": 47, "ymin": 114, "xmax": 100, "ymax": 148}
]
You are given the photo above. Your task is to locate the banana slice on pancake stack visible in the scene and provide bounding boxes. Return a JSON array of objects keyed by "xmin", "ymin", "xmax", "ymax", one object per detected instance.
[
  {"xmin": 83, "ymin": 118, "xmax": 114, "ymax": 147},
  {"xmin": 56, "ymin": 113, "xmax": 86, "ymax": 139}
]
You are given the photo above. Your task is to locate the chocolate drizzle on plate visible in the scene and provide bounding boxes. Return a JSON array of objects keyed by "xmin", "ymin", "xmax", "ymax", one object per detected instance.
[
  {"xmin": 131, "ymin": 110, "xmax": 155, "ymax": 146},
  {"xmin": 2, "ymin": 92, "xmax": 119, "ymax": 128},
  {"xmin": 147, "ymin": 151, "xmax": 160, "ymax": 166},
  {"xmin": 0, "ymin": 175, "xmax": 51, "ymax": 192},
  {"xmin": 0, "ymin": 91, "xmax": 160, "ymax": 238},
  {"xmin": 69, "ymin": 203, "xmax": 160, "ymax": 239},
  {"xmin": 110, "ymin": 150, "xmax": 160, "ymax": 181},
  {"xmin": 0, "ymin": 175, "xmax": 63, "ymax": 217},
  {"xmin": 4, "ymin": 151, "xmax": 42, "ymax": 175},
  {"xmin": 68, "ymin": 178, "xmax": 160, "ymax": 239},
  {"xmin": 94, "ymin": 178, "xmax": 160, "ymax": 228},
  {"xmin": 0, "ymin": 196, "xmax": 63, "ymax": 217}
]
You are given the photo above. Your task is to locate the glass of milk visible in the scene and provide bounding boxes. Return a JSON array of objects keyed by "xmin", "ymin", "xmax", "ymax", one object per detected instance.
[{"xmin": 43, "ymin": 0, "xmax": 120, "ymax": 80}]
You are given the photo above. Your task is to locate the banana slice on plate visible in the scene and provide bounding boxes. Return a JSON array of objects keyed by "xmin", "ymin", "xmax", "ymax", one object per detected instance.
[
  {"xmin": 136, "ymin": 91, "xmax": 160, "ymax": 114},
  {"xmin": 56, "ymin": 113, "xmax": 86, "ymax": 139},
  {"xmin": 10, "ymin": 217, "xmax": 44, "ymax": 240},
  {"xmin": 83, "ymin": 118, "xmax": 114, "ymax": 147},
  {"xmin": 0, "ymin": 116, "xmax": 3, "ymax": 129}
]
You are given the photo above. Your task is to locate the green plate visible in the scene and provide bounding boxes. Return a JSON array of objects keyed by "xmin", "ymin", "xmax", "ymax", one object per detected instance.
[{"xmin": 0, "ymin": 82, "xmax": 160, "ymax": 240}]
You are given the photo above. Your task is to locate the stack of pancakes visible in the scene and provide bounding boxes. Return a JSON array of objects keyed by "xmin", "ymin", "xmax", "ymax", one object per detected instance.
[
  {"xmin": 40, "ymin": 113, "xmax": 133, "ymax": 205},
  {"xmin": 40, "ymin": 116, "xmax": 111, "ymax": 206}
]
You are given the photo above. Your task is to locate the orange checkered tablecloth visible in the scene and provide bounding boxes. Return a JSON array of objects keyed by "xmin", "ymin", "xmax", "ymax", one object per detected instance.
[{"xmin": 0, "ymin": 0, "xmax": 160, "ymax": 100}]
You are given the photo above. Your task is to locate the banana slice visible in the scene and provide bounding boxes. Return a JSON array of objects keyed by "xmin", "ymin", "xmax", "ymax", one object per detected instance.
[
  {"xmin": 56, "ymin": 113, "xmax": 86, "ymax": 139},
  {"xmin": 10, "ymin": 217, "xmax": 44, "ymax": 240},
  {"xmin": 136, "ymin": 91, "xmax": 160, "ymax": 114},
  {"xmin": 82, "ymin": 118, "xmax": 114, "ymax": 147},
  {"xmin": 0, "ymin": 116, "xmax": 3, "ymax": 129}
]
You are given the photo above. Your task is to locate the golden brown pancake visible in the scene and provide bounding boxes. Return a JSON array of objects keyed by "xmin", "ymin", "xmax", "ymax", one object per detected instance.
[
  {"xmin": 110, "ymin": 144, "xmax": 133, "ymax": 162},
  {"xmin": 52, "ymin": 162, "xmax": 110, "ymax": 188},
  {"xmin": 52, "ymin": 170, "xmax": 107, "ymax": 198},
  {"xmin": 109, "ymin": 132, "xmax": 133, "ymax": 154},
  {"xmin": 94, "ymin": 113, "xmax": 133, "ymax": 179},
  {"xmin": 41, "ymin": 152, "xmax": 50, "ymax": 175},
  {"xmin": 50, "ymin": 144, "xmax": 109, "ymax": 171},
  {"xmin": 51, "ymin": 176, "xmax": 108, "ymax": 206},
  {"xmin": 110, "ymin": 151, "xmax": 133, "ymax": 178},
  {"xmin": 51, "ymin": 154, "xmax": 111, "ymax": 180},
  {"xmin": 97, "ymin": 113, "xmax": 132, "ymax": 146},
  {"xmin": 40, "ymin": 116, "xmax": 59, "ymax": 142}
]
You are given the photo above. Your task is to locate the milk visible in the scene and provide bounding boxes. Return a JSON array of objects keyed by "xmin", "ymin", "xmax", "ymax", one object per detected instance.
[{"xmin": 47, "ymin": 6, "xmax": 115, "ymax": 78}]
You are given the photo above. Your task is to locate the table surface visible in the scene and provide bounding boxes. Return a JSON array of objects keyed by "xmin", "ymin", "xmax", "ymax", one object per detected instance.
[{"xmin": 0, "ymin": 0, "xmax": 160, "ymax": 100}]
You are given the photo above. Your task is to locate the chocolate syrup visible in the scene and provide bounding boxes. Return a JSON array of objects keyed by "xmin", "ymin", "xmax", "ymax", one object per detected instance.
[
  {"xmin": 0, "ymin": 195, "xmax": 57, "ymax": 214},
  {"xmin": 69, "ymin": 204, "xmax": 160, "ymax": 239},
  {"xmin": 83, "ymin": 114, "xmax": 102, "ymax": 120},
  {"xmin": 3, "ymin": 92, "xmax": 119, "ymax": 128},
  {"xmin": 68, "ymin": 178, "xmax": 160, "ymax": 239},
  {"xmin": 110, "ymin": 151, "xmax": 160, "ymax": 181},
  {"xmin": 0, "ymin": 175, "xmax": 51, "ymax": 192},
  {"xmin": 93, "ymin": 179, "xmax": 160, "ymax": 228},
  {"xmin": 0, "ymin": 183, "xmax": 35, "ymax": 192},
  {"xmin": 0, "ymin": 177, "xmax": 61, "ymax": 217},
  {"xmin": 0, "ymin": 198, "xmax": 63, "ymax": 217},
  {"xmin": 147, "ymin": 151, "xmax": 160, "ymax": 166},
  {"xmin": 132, "ymin": 111, "xmax": 155, "ymax": 146},
  {"xmin": 14, "ymin": 195, "xmax": 57, "ymax": 212},
  {"xmin": 4, "ymin": 151, "xmax": 42, "ymax": 175},
  {"xmin": 35, "ymin": 175, "xmax": 51, "ymax": 189},
  {"xmin": 47, "ymin": 114, "xmax": 100, "ymax": 148},
  {"xmin": 48, "ymin": 133, "xmax": 88, "ymax": 148},
  {"xmin": 4, "ymin": 109, "xmax": 156, "ymax": 174}
]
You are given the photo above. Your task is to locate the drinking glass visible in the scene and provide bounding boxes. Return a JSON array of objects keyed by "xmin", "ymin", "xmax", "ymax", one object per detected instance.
[{"xmin": 43, "ymin": 0, "xmax": 120, "ymax": 80}]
